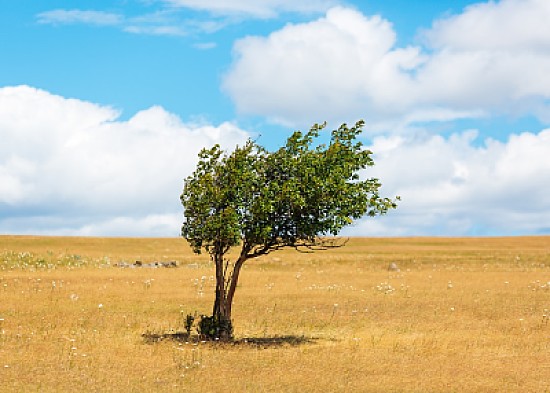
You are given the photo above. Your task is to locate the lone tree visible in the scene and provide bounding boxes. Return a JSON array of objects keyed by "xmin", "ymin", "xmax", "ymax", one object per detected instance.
[{"xmin": 181, "ymin": 120, "xmax": 397, "ymax": 341}]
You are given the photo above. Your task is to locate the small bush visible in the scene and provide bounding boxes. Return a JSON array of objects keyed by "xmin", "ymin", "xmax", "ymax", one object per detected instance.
[
  {"xmin": 182, "ymin": 312, "xmax": 233, "ymax": 341},
  {"xmin": 184, "ymin": 313, "xmax": 195, "ymax": 336},
  {"xmin": 197, "ymin": 315, "xmax": 233, "ymax": 341}
]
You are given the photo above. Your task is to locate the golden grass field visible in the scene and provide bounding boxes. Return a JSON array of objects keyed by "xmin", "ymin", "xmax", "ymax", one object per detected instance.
[{"xmin": 1, "ymin": 235, "xmax": 549, "ymax": 392}]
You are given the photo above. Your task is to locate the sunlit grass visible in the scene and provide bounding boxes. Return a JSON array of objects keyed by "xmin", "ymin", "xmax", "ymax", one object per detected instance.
[{"xmin": 1, "ymin": 235, "xmax": 549, "ymax": 392}]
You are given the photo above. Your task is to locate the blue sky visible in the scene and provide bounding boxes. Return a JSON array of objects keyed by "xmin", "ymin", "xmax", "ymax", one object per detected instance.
[{"xmin": 1, "ymin": 0, "xmax": 550, "ymax": 237}]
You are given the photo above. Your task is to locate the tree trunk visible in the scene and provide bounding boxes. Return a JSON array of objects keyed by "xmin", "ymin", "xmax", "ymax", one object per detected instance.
[
  {"xmin": 226, "ymin": 255, "xmax": 246, "ymax": 316},
  {"xmin": 209, "ymin": 250, "xmax": 247, "ymax": 342},
  {"xmin": 212, "ymin": 291, "xmax": 232, "ymax": 341},
  {"xmin": 210, "ymin": 250, "xmax": 231, "ymax": 341}
]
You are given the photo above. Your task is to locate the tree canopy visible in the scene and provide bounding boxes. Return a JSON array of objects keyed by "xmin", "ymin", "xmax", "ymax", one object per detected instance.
[
  {"xmin": 181, "ymin": 120, "xmax": 398, "ymax": 340},
  {"xmin": 182, "ymin": 120, "xmax": 397, "ymax": 256}
]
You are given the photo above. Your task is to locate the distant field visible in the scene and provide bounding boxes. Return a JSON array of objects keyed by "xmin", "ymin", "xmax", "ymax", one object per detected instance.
[{"xmin": 1, "ymin": 235, "xmax": 549, "ymax": 392}]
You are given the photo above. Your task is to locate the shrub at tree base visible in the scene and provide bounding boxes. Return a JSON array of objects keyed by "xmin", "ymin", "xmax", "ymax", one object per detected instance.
[
  {"xmin": 180, "ymin": 120, "xmax": 398, "ymax": 341},
  {"xmin": 197, "ymin": 315, "xmax": 233, "ymax": 341}
]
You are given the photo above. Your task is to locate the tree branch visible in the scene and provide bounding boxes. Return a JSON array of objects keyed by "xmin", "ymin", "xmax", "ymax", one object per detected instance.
[{"xmin": 244, "ymin": 236, "xmax": 348, "ymax": 258}]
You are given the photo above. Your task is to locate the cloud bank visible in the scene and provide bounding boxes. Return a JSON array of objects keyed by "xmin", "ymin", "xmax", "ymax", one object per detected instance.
[
  {"xmin": 2, "ymin": 86, "xmax": 549, "ymax": 237},
  {"xmin": 0, "ymin": 86, "xmax": 249, "ymax": 236},
  {"xmin": 349, "ymin": 129, "xmax": 550, "ymax": 236}
]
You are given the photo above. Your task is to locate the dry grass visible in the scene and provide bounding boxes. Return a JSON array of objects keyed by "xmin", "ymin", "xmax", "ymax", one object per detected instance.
[{"xmin": 1, "ymin": 235, "xmax": 549, "ymax": 392}]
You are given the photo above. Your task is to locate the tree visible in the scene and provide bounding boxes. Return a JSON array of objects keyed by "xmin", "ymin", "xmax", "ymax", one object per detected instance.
[{"xmin": 181, "ymin": 120, "xmax": 398, "ymax": 341}]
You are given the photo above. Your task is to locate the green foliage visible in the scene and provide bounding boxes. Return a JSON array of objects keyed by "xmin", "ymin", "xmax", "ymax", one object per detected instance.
[
  {"xmin": 197, "ymin": 314, "xmax": 233, "ymax": 341},
  {"xmin": 181, "ymin": 120, "xmax": 398, "ymax": 258},
  {"xmin": 184, "ymin": 313, "xmax": 195, "ymax": 336}
]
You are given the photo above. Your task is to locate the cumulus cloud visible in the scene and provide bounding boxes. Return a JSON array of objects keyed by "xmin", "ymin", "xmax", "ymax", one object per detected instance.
[
  {"xmin": 223, "ymin": 7, "xmax": 406, "ymax": 125},
  {"xmin": 223, "ymin": 1, "xmax": 550, "ymax": 128},
  {"xmin": 0, "ymin": 86, "xmax": 249, "ymax": 236},
  {"xmin": 424, "ymin": 0, "xmax": 550, "ymax": 51},
  {"xmin": 345, "ymin": 128, "xmax": 550, "ymax": 236}
]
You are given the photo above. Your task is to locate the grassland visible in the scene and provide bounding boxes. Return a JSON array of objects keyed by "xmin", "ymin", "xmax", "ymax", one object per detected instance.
[{"xmin": 1, "ymin": 235, "xmax": 549, "ymax": 392}]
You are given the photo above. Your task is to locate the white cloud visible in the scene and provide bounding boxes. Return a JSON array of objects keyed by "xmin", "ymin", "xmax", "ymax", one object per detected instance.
[
  {"xmin": 193, "ymin": 42, "xmax": 217, "ymax": 50},
  {"xmin": 123, "ymin": 10, "xmax": 227, "ymax": 36},
  {"xmin": 67, "ymin": 214, "xmax": 183, "ymax": 237},
  {"xmin": 347, "ymin": 128, "xmax": 550, "ymax": 236},
  {"xmin": 223, "ymin": 7, "xmax": 409, "ymax": 126},
  {"xmin": 424, "ymin": 0, "xmax": 550, "ymax": 51},
  {"xmin": 36, "ymin": 1, "xmax": 335, "ymax": 38},
  {"xmin": 37, "ymin": 10, "xmax": 123, "ymax": 26},
  {"xmin": 36, "ymin": 8, "xmax": 204, "ymax": 37},
  {"xmin": 163, "ymin": 0, "xmax": 338, "ymax": 18},
  {"xmin": 0, "ymin": 86, "xmax": 249, "ymax": 236},
  {"xmin": 2, "ymin": 86, "xmax": 549, "ymax": 237},
  {"xmin": 124, "ymin": 25, "xmax": 187, "ymax": 36},
  {"xmin": 223, "ymin": 2, "xmax": 550, "ymax": 129}
]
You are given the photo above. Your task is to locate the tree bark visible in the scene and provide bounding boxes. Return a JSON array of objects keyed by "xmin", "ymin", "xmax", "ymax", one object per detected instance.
[
  {"xmin": 226, "ymin": 255, "xmax": 246, "ymax": 318},
  {"xmin": 210, "ymin": 246, "xmax": 249, "ymax": 341}
]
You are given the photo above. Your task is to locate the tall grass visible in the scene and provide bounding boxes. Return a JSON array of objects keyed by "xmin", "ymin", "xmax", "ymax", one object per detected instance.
[{"xmin": 1, "ymin": 236, "xmax": 549, "ymax": 392}]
